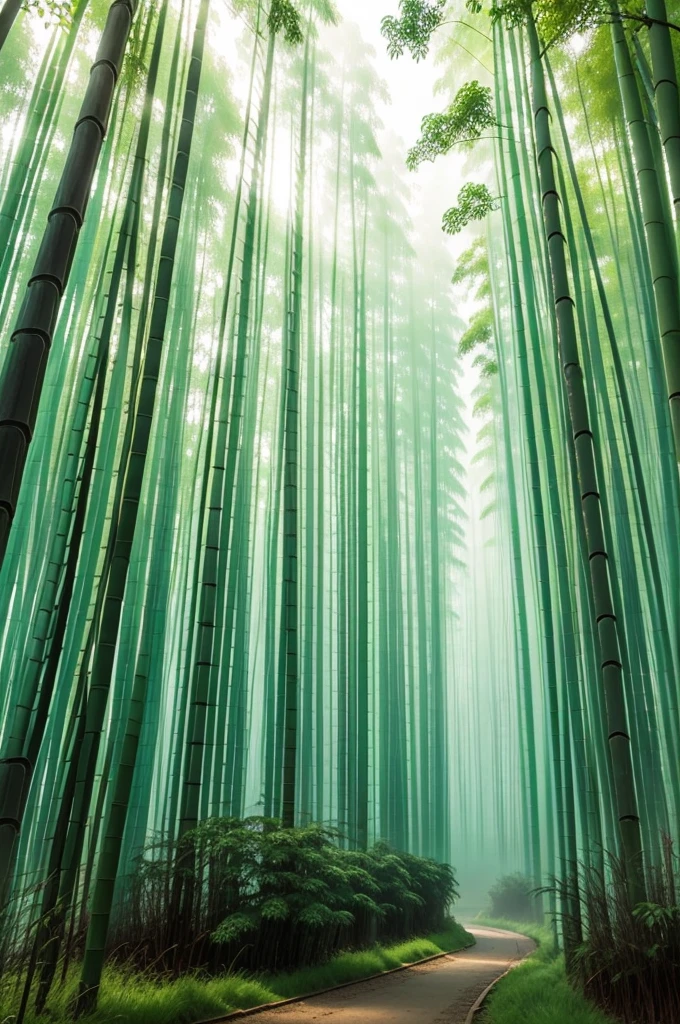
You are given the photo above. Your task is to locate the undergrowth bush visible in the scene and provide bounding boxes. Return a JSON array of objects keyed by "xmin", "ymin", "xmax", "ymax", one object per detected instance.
[
  {"xmin": 559, "ymin": 839, "xmax": 680, "ymax": 1024},
  {"xmin": 488, "ymin": 873, "xmax": 535, "ymax": 922},
  {"xmin": 106, "ymin": 817, "xmax": 458, "ymax": 975}
]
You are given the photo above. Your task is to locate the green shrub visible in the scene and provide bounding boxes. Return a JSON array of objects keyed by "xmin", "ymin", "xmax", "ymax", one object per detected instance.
[
  {"xmin": 110, "ymin": 817, "xmax": 459, "ymax": 974},
  {"xmin": 488, "ymin": 874, "xmax": 535, "ymax": 922},
  {"xmin": 564, "ymin": 844, "xmax": 680, "ymax": 1024}
]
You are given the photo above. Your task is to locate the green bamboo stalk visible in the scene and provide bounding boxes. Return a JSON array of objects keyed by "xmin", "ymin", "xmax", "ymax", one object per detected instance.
[
  {"xmin": 0, "ymin": 0, "xmax": 139, "ymax": 901},
  {"xmin": 0, "ymin": 0, "xmax": 22, "ymax": 52},
  {"xmin": 280, "ymin": 25, "xmax": 311, "ymax": 829},
  {"xmin": 527, "ymin": 14, "xmax": 645, "ymax": 899},
  {"xmin": 611, "ymin": 5, "xmax": 680, "ymax": 462},
  {"xmin": 646, "ymin": 0, "xmax": 680, "ymax": 213},
  {"xmin": 35, "ymin": 0, "xmax": 210, "ymax": 997}
]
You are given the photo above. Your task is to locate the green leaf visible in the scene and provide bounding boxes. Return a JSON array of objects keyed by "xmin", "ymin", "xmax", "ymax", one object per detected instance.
[
  {"xmin": 381, "ymin": 0, "xmax": 446, "ymax": 61},
  {"xmin": 442, "ymin": 184, "xmax": 500, "ymax": 235},
  {"xmin": 268, "ymin": 0, "xmax": 304, "ymax": 45},
  {"xmin": 407, "ymin": 82, "xmax": 496, "ymax": 169},
  {"xmin": 261, "ymin": 897, "xmax": 290, "ymax": 921},
  {"xmin": 212, "ymin": 912, "xmax": 258, "ymax": 943}
]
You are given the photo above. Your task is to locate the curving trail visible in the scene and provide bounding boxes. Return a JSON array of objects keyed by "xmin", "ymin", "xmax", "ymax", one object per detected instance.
[{"xmin": 248, "ymin": 926, "xmax": 534, "ymax": 1024}]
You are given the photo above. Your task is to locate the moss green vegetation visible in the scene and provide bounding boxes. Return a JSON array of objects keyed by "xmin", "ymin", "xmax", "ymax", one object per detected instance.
[
  {"xmin": 0, "ymin": 920, "xmax": 472, "ymax": 1024},
  {"xmin": 475, "ymin": 918, "xmax": 613, "ymax": 1024}
]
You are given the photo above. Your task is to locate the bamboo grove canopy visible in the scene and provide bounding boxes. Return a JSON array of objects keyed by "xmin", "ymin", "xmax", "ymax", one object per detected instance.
[{"xmin": 0, "ymin": 0, "xmax": 680, "ymax": 1012}]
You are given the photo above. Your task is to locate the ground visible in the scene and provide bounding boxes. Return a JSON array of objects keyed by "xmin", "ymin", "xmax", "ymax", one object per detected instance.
[{"xmin": 243, "ymin": 926, "xmax": 534, "ymax": 1023}]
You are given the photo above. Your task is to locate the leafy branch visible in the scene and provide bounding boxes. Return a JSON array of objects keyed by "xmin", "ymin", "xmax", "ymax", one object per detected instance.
[
  {"xmin": 21, "ymin": 0, "xmax": 72, "ymax": 29},
  {"xmin": 381, "ymin": 0, "xmax": 447, "ymax": 60},
  {"xmin": 444, "ymin": 181, "xmax": 501, "ymax": 234},
  {"xmin": 268, "ymin": 0, "xmax": 304, "ymax": 44},
  {"xmin": 407, "ymin": 81, "xmax": 497, "ymax": 168},
  {"xmin": 473, "ymin": 0, "xmax": 680, "ymax": 45}
]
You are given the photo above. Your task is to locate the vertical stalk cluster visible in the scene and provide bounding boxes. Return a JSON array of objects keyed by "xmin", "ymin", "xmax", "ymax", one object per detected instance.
[{"xmin": 0, "ymin": 6, "xmax": 465, "ymax": 1015}]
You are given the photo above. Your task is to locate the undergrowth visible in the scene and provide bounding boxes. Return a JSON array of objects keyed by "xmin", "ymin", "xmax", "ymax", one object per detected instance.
[
  {"xmin": 475, "ymin": 917, "xmax": 614, "ymax": 1024},
  {"xmin": 0, "ymin": 919, "xmax": 473, "ymax": 1024},
  {"xmin": 488, "ymin": 875, "xmax": 535, "ymax": 922},
  {"xmin": 560, "ymin": 848, "xmax": 680, "ymax": 1024},
  {"xmin": 106, "ymin": 818, "xmax": 459, "ymax": 974}
]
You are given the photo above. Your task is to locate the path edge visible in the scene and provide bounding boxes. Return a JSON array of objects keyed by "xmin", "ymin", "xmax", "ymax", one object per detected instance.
[
  {"xmin": 463, "ymin": 928, "xmax": 536, "ymax": 1024},
  {"xmin": 193, "ymin": 937, "xmax": 477, "ymax": 1023}
]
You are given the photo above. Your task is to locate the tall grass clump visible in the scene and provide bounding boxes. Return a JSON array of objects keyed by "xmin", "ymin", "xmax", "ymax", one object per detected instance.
[
  {"xmin": 488, "ymin": 874, "xmax": 536, "ymax": 922},
  {"xmin": 560, "ymin": 838, "xmax": 680, "ymax": 1024}
]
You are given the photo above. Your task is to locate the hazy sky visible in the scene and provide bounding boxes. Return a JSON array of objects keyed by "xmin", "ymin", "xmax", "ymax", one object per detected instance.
[
  {"xmin": 337, "ymin": 1, "xmax": 473, "ymax": 264},
  {"xmin": 335, "ymin": 0, "xmax": 467, "ymax": 227},
  {"xmin": 336, "ymin": 1, "xmax": 478, "ymax": 421},
  {"xmin": 341, "ymin": 1, "xmax": 482, "ymax": 472},
  {"xmin": 341, "ymin": 0, "xmax": 441, "ymax": 145}
]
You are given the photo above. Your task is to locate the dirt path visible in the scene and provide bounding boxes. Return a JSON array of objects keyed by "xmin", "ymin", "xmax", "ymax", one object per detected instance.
[{"xmin": 248, "ymin": 926, "xmax": 534, "ymax": 1024}]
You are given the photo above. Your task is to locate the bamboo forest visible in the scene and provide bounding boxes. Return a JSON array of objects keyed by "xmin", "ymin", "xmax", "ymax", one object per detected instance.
[{"xmin": 3, "ymin": 0, "xmax": 680, "ymax": 1021}]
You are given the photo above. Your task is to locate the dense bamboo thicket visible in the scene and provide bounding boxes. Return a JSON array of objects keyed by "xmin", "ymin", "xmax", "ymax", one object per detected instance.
[
  {"xmin": 2, "ymin": 0, "xmax": 680, "ymax": 1021},
  {"xmin": 380, "ymin": 0, "xmax": 680, "ymax": 1016},
  {"xmin": 0, "ymin": 0, "xmax": 468, "ymax": 1014}
]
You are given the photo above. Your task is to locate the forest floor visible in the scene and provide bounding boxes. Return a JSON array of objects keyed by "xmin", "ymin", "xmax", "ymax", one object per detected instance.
[{"xmin": 236, "ymin": 926, "xmax": 534, "ymax": 1024}]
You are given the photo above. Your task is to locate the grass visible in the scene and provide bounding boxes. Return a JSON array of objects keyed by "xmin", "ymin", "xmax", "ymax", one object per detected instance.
[
  {"xmin": 475, "ymin": 916, "xmax": 615, "ymax": 1024},
  {"xmin": 0, "ymin": 919, "xmax": 473, "ymax": 1024}
]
